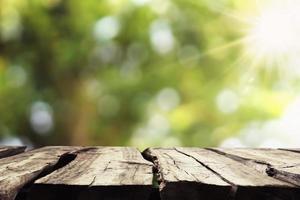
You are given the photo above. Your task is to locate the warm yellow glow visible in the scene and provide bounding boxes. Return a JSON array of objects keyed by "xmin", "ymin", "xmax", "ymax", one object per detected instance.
[{"xmin": 245, "ymin": 2, "xmax": 300, "ymax": 67}]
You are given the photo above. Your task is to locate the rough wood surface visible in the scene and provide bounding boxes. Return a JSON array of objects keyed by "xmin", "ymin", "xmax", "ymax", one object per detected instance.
[
  {"xmin": 211, "ymin": 148, "xmax": 300, "ymax": 187},
  {"xmin": 0, "ymin": 146, "xmax": 26, "ymax": 159},
  {"xmin": 28, "ymin": 147, "xmax": 154, "ymax": 200},
  {"xmin": 0, "ymin": 146, "xmax": 82, "ymax": 200},
  {"xmin": 143, "ymin": 147, "xmax": 231, "ymax": 200},
  {"xmin": 144, "ymin": 147, "xmax": 300, "ymax": 200},
  {"xmin": 3, "ymin": 146, "xmax": 300, "ymax": 200},
  {"xmin": 280, "ymin": 148, "xmax": 300, "ymax": 153}
]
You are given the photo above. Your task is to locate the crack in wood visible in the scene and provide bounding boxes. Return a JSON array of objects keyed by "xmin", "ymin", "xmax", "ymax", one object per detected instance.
[
  {"xmin": 26, "ymin": 147, "xmax": 155, "ymax": 200},
  {"xmin": 142, "ymin": 148, "xmax": 166, "ymax": 190},
  {"xmin": 173, "ymin": 148, "xmax": 238, "ymax": 199},
  {"xmin": 161, "ymin": 151, "xmax": 198, "ymax": 182},
  {"xmin": 0, "ymin": 146, "xmax": 26, "ymax": 159},
  {"xmin": 206, "ymin": 148, "xmax": 271, "ymax": 167},
  {"xmin": 0, "ymin": 146, "xmax": 96, "ymax": 200},
  {"xmin": 279, "ymin": 148, "xmax": 300, "ymax": 154},
  {"xmin": 174, "ymin": 148, "xmax": 236, "ymax": 186},
  {"xmin": 4, "ymin": 146, "xmax": 300, "ymax": 200},
  {"xmin": 15, "ymin": 149, "xmax": 82, "ymax": 200},
  {"xmin": 207, "ymin": 148, "xmax": 300, "ymax": 188}
]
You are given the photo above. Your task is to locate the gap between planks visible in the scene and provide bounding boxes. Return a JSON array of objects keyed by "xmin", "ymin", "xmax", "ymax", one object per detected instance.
[
  {"xmin": 3, "ymin": 146, "xmax": 300, "ymax": 200},
  {"xmin": 207, "ymin": 147, "xmax": 300, "ymax": 187},
  {"xmin": 0, "ymin": 146, "xmax": 157, "ymax": 200},
  {"xmin": 0, "ymin": 146, "xmax": 26, "ymax": 159},
  {"xmin": 143, "ymin": 147, "xmax": 300, "ymax": 200}
]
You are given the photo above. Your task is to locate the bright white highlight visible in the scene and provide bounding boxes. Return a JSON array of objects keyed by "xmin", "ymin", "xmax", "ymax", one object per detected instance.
[
  {"xmin": 220, "ymin": 96, "xmax": 300, "ymax": 148},
  {"xmin": 245, "ymin": 2, "xmax": 300, "ymax": 68},
  {"xmin": 131, "ymin": 0, "xmax": 150, "ymax": 6},
  {"xmin": 93, "ymin": 16, "xmax": 120, "ymax": 41},
  {"xmin": 150, "ymin": 20, "xmax": 175, "ymax": 54},
  {"xmin": 0, "ymin": 136, "xmax": 24, "ymax": 146},
  {"xmin": 156, "ymin": 88, "xmax": 180, "ymax": 111},
  {"xmin": 30, "ymin": 101, "xmax": 54, "ymax": 135},
  {"xmin": 216, "ymin": 89, "xmax": 240, "ymax": 114}
]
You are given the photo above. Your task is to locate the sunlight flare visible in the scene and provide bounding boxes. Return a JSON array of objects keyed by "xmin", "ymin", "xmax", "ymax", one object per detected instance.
[{"xmin": 245, "ymin": 2, "xmax": 300, "ymax": 71}]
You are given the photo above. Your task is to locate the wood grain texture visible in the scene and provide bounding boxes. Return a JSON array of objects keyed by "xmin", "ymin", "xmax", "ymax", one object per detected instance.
[
  {"xmin": 144, "ymin": 147, "xmax": 300, "ymax": 200},
  {"xmin": 0, "ymin": 146, "xmax": 26, "ymax": 159},
  {"xmin": 0, "ymin": 146, "xmax": 81, "ymax": 200},
  {"xmin": 3, "ymin": 146, "xmax": 300, "ymax": 200},
  {"xmin": 280, "ymin": 148, "xmax": 300, "ymax": 153},
  {"xmin": 143, "ymin": 148, "xmax": 231, "ymax": 200},
  {"xmin": 211, "ymin": 148, "xmax": 300, "ymax": 187},
  {"xmin": 28, "ymin": 147, "xmax": 154, "ymax": 200},
  {"xmin": 177, "ymin": 148, "xmax": 292, "ymax": 186}
]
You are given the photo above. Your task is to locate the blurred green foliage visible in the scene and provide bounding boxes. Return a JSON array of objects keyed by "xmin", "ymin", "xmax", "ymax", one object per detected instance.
[{"xmin": 0, "ymin": 0, "xmax": 293, "ymax": 148}]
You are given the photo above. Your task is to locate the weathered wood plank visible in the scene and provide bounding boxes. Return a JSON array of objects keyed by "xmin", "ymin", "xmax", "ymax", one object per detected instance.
[
  {"xmin": 3, "ymin": 146, "xmax": 300, "ymax": 200},
  {"xmin": 143, "ymin": 148, "xmax": 231, "ymax": 200},
  {"xmin": 144, "ymin": 148, "xmax": 230, "ymax": 185},
  {"xmin": 280, "ymin": 148, "xmax": 300, "ymax": 153},
  {"xmin": 0, "ymin": 146, "xmax": 26, "ymax": 159},
  {"xmin": 0, "ymin": 146, "xmax": 82, "ymax": 200},
  {"xmin": 144, "ymin": 147, "xmax": 300, "ymax": 200},
  {"xmin": 211, "ymin": 148, "xmax": 300, "ymax": 187},
  {"xmin": 177, "ymin": 148, "xmax": 291, "ymax": 186},
  {"xmin": 28, "ymin": 147, "xmax": 154, "ymax": 200},
  {"xmin": 177, "ymin": 148, "xmax": 300, "ymax": 200}
]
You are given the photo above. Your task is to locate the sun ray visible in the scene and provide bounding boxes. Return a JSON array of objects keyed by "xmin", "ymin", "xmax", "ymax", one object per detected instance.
[
  {"xmin": 207, "ymin": 3, "xmax": 254, "ymax": 25},
  {"xmin": 199, "ymin": 37, "xmax": 247, "ymax": 58},
  {"xmin": 243, "ymin": 0, "xmax": 300, "ymax": 74}
]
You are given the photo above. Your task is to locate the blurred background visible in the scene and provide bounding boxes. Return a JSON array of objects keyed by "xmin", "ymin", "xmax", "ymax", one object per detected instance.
[{"xmin": 1, "ymin": 0, "xmax": 300, "ymax": 149}]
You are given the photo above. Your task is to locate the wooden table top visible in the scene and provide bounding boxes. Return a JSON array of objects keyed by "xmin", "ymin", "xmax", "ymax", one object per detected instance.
[{"xmin": 1, "ymin": 146, "xmax": 300, "ymax": 200}]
